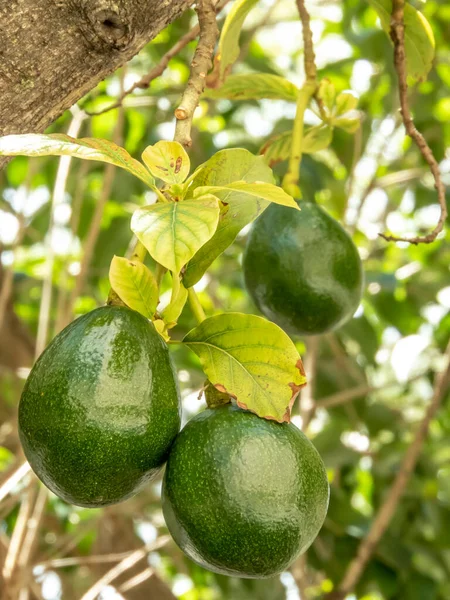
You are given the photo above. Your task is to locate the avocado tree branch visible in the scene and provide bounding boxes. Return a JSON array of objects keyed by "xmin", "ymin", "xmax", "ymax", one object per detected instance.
[
  {"xmin": 326, "ymin": 340, "xmax": 450, "ymax": 600},
  {"xmin": 378, "ymin": 0, "xmax": 447, "ymax": 244},
  {"xmin": 0, "ymin": 0, "xmax": 195, "ymax": 171},
  {"xmin": 87, "ymin": 0, "xmax": 231, "ymax": 117},
  {"xmin": 174, "ymin": 0, "xmax": 219, "ymax": 148}
]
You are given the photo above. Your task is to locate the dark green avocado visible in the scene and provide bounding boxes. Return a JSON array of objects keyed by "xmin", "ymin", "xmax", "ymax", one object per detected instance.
[
  {"xmin": 19, "ymin": 306, "xmax": 181, "ymax": 508},
  {"xmin": 162, "ymin": 404, "xmax": 329, "ymax": 578},
  {"xmin": 243, "ymin": 201, "xmax": 363, "ymax": 336}
]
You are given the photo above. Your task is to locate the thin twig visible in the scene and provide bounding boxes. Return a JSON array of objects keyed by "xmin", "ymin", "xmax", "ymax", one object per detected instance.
[
  {"xmin": 80, "ymin": 536, "xmax": 170, "ymax": 600},
  {"xmin": 327, "ymin": 341, "xmax": 450, "ymax": 600},
  {"xmin": 379, "ymin": 0, "xmax": 447, "ymax": 244},
  {"xmin": 36, "ymin": 549, "xmax": 146, "ymax": 570},
  {"xmin": 34, "ymin": 108, "xmax": 85, "ymax": 357},
  {"xmin": 67, "ymin": 81, "xmax": 125, "ymax": 318},
  {"xmin": 174, "ymin": 0, "xmax": 219, "ymax": 148},
  {"xmin": 300, "ymin": 337, "xmax": 319, "ymax": 431},
  {"xmin": 86, "ymin": 0, "xmax": 230, "ymax": 118},
  {"xmin": 3, "ymin": 485, "xmax": 37, "ymax": 582},
  {"xmin": 0, "ymin": 462, "xmax": 31, "ymax": 504},
  {"xmin": 118, "ymin": 567, "xmax": 154, "ymax": 593},
  {"xmin": 296, "ymin": 0, "xmax": 317, "ymax": 82}
]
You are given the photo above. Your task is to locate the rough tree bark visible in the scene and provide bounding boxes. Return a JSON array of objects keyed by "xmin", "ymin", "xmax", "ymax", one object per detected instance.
[{"xmin": 0, "ymin": 0, "xmax": 194, "ymax": 167}]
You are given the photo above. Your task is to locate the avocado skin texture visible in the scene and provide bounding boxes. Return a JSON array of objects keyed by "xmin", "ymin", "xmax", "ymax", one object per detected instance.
[
  {"xmin": 162, "ymin": 404, "xmax": 329, "ymax": 578},
  {"xmin": 19, "ymin": 306, "xmax": 181, "ymax": 508},
  {"xmin": 243, "ymin": 202, "xmax": 363, "ymax": 336}
]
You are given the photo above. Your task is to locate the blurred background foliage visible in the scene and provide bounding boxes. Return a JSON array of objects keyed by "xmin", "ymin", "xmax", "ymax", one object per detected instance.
[{"xmin": 1, "ymin": 0, "xmax": 450, "ymax": 598}]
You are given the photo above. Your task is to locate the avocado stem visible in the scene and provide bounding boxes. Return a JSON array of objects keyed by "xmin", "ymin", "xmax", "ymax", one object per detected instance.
[
  {"xmin": 188, "ymin": 288, "xmax": 206, "ymax": 323},
  {"xmin": 282, "ymin": 81, "xmax": 316, "ymax": 199}
]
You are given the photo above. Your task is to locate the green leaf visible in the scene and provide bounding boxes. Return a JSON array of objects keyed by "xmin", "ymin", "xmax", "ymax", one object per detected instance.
[
  {"xmin": 194, "ymin": 181, "xmax": 300, "ymax": 210},
  {"xmin": 109, "ymin": 256, "xmax": 158, "ymax": 319},
  {"xmin": 213, "ymin": 0, "xmax": 259, "ymax": 84},
  {"xmin": 183, "ymin": 313, "xmax": 307, "ymax": 422},
  {"xmin": 334, "ymin": 117, "xmax": 361, "ymax": 133},
  {"xmin": 259, "ymin": 131, "xmax": 293, "ymax": 167},
  {"xmin": 131, "ymin": 196, "xmax": 220, "ymax": 274},
  {"xmin": 205, "ymin": 74, "xmax": 299, "ymax": 101},
  {"xmin": 162, "ymin": 276, "xmax": 189, "ymax": 327},
  {"xmin": 367, "ymin": 0, "xmax": 435, "ymax": 80},
  {"xmin": 260, "ymin": 126, "xmax": 334, "ymax": 168},
  {"xmin": 317, "ymin": 79, "xmax": 336, "ymax": 111},
  {"xmin": 183, "ymin": 149, "xmax": 275, "ymax": 287},
  {"xmin": 0, "ymin": 134, "xmax": 155, "ymax": 187},
  {"xmin": 302, "ymin": 125, "xmax": 334, "ymax": 153},
  {"xmin": 142, "ymin": 140, "xmax": 190, "ymax": 184},
  {"xmin": 335, "ymin": 92, "xmax": 359, "ymax": 116}
]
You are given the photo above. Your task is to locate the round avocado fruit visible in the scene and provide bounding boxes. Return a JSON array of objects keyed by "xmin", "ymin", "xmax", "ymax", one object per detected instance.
[
  {"xmin": 19, "ymin": 306, "xmax": 181, "ymax": 508},
  {"xmin": 243, "ymin": 201, "xmax": 363, "ymax": 336},
  {"xmin": 162, "ymin": 404, "xmax": 329, "ymax": 578}
]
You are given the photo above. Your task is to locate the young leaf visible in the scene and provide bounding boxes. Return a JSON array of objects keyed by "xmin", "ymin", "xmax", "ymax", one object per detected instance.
[
  {"xmin": 109, "ymin": 256, "xmax": 158, "ymax": 319},
  {"xmin": 260, "ymin": 126, "xmax": 334, "ymax": 167},
  {"xmin": 0, "ymin": 134, "xmax": 155, "ymax": 187},
  {"xmin": 211, "ymin": 0, "xmax": 259, "ymax": 84},
  {"xmin": 142, "ymin": 141, "xmax": 190, "ymax": 184},
  {"xmin": 188, "ymin": 148, "xmax": 275, "ymax": 192},
  {"xmin": 335, "ymin": 92, "xmax": 359, "ymax": 116},
  {"xmin": 194, "ymin": 181, "xmax": 300, "ymax": 210},
  {"xmin": 183, "ymin": 313, "xmax": 307, "ymax": 422},
  {"xmin": 368, "ymin": 0, "xmax": 435, "ymax": 80},
  {"xmin": 183, "ymin": 149, "xmax": 276, "ymax": 287},
  {"xmin": 131, "ymin": 196, "xmax": 220, "ymax": 274},
  {"xmin": 317, "ymin": 79, "xmax": 336, "ymax": 112},
  {"xmin": 162, "ymin": 276, "xmax": 189, "ymax": 327},
  {"xmin": 259, "ymin": 131, "xmax": 293, "ymax": 167},
  {"xmin": 205, "ymin": 74, "xmax": 299, "ymax": 102},
  {"xmin": 334, "ymin": 117, "xmax": 360, "ymax": 133}
]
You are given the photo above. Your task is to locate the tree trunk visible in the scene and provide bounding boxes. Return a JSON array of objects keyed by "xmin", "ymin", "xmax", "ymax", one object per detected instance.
[{"xmin": 0, "ymin": 0, "xmax": 194, "ymax": 167}]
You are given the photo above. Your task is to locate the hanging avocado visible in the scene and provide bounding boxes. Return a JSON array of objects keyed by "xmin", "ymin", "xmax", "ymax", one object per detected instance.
[
  {"xmin": 243, "ymin": 201, "xmax": 363, "ymax": 336},
  {"xmin": 19, "ymin": 306, "xmax": 181, "ymax": 507}
]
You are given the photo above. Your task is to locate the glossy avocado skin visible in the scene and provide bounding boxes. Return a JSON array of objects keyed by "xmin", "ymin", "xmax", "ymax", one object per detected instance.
[
  {"xmin": 162, "ymin": 404, "xmax": 329, "ymax": 578},
  {"xmin": 243, "ymin": 202, "xmax": 363, "ymax": 336},
  {"xmin": 19, "ymin": 306, "xmax": 181, "ymax": 508}
]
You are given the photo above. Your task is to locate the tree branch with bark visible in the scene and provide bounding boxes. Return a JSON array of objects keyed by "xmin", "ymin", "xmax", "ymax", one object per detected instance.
[
  {"xmin": 379, "ymin": 0, "xmax": 447, "ymax": 244},
  {"xmin": 174, "ymin": 0, "xmax": 219, "ymax": 148}
]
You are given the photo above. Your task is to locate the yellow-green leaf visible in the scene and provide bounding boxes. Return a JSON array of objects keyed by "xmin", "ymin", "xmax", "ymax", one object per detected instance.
[
  {"xmin": 0, "ymin": 134, "xmax": 155, "ymax": 187},
  {"xmin": 183, "ymin": 149, "xmax": 275, "ymax": 287},
  {"xmin": 260, "ymin": 131, "xmax": 293, "ymax": 167},
  {"xmin": 206, "ymin": 74, "xmax": 299, "ymax": 102},
  {"xmin": 335, "ymin": 92, "xmax": 359, "ymax": 116},
  {"xmin": 131, "ymin": 196, "xmax": 220, "ymax": 274},
  {"xmin": 368, "ymin": 0, "xmax": 435, "ymax": 80},
  {"xmin": 194, "ymin": 181, "xmax": 299, "ymax": 210},
  {"xmin": 213, "ymin": 0, "xmax": 259, "ymax": 83},
  {"xmin": 317, "ymin": 79, "xmax": 336, "ymax": 111},
  {"xmin": 142, "ymin": 141, "xmax": 190, "ymax": 184},
  {"xmin": 334, "ymin": 117, "xmax": 361, "ymax": 133},
  {"xmin": 109, "ymin": 256, "xmax": 158, "ymax": 319},
  {"xmin": 260, "ymin": 126, "xmax": 334, "ymax": 168},
  {"xmin": 183, "ymin": 313, "xmax": 307, "ymax": 422}
]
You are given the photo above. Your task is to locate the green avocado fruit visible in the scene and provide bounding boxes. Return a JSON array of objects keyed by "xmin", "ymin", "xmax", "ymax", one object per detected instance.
[
  {"xmin": 243, "ymin": 201, "xmax": 363, "ymax": 336},
  {"xmin": 162, "ymin": 404, "xmax": 329, "ymax": 578},
  {"xmin": 19, "ymin": 306, "xmax": 181, "ymax": 508}
]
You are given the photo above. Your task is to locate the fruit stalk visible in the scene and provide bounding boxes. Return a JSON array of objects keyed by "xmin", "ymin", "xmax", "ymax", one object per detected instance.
[
  {"xmin": 282, "ymin": 81, "xmax": 316, "ymax": 198},
  {"xmin": 188, "ymin": 287, "xmax": 206, "ymax": 323}
]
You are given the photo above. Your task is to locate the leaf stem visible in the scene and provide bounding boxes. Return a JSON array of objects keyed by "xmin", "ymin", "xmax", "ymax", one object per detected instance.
[
  {"xmin": 282, "ymin": 81, "xmax": 316, "ymax": 198},
  {"xmin": 188, "ymin": 287, "xmax": 206, "ymax": 323},
  {"xmin": 128, "ymin": 239, "xmax": 147, "ymax": 263}
]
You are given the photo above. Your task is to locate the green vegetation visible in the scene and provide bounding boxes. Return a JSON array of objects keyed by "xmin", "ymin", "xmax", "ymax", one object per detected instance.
[
  {"xmin": 162, "ymin": 404, "xmax": 329, "ymax": 578},
  {"xmin": 243, "ymin": 201, "xmax": 364, "ymax": 335},
  {"xmin": 19, "ymin": 306, "xmax": 181, "ymax": 507}
]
